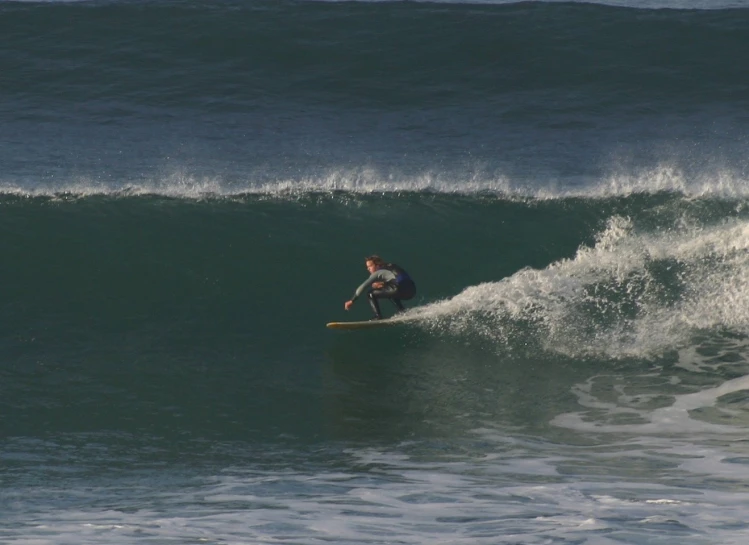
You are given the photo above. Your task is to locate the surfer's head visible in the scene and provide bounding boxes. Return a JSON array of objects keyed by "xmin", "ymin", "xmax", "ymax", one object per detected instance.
[{"xmin": 365, "ymin": 255, "xmax": 385, "ymax": 273}]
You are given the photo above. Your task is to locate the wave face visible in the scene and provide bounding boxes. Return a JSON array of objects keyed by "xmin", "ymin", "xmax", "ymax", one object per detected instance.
[
  {"xmin": 6, "ymin": 2, "xmax": 749, "ymax": 544},
  {"xmin": 2, "ymin": 191, "xmax": 749, "ymax": 360}
]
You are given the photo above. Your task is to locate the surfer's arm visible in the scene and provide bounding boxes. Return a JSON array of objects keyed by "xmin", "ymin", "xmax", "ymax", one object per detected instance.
[
  {"xmin": 345, "ymin": 271, "xmax": 386, "ymax": 310},
  {"xmin": 351, "ymin": 272, "xmax": 381, "ymax": 301}
]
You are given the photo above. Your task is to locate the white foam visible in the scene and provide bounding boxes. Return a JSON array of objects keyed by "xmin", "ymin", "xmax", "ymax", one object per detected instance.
[
  {"xmin": 0, "ymin": 168, "xmax": 514, "ymax": 200},
  {"xmin": 408, "ymin": 214, "xmax": 749, "ymax": 359},
  {"xmin": 7, "ymin": 454, "xmax": 748, "ymax": 545},
  {"xmin": 3, "ymin": 164, "xmax": 749, "ymax": 201},
  {"xmin": 553, "ymin": 373, "xmax": 749, "ymax": 435},
  {"xmin": 8, "ymin": 433, "xmax": 749, "ymax": 545}
]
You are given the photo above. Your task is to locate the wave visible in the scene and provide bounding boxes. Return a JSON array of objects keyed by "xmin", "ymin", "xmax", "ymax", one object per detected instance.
[
  {"xmin": 3, "ymin": 179, "xmax": 749, "ymax": 365},
  {"xmin": 4, "ymin": 190, "xmax": 749, "ymax": 422}
]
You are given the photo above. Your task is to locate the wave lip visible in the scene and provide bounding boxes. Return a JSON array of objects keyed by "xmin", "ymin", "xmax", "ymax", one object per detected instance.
[{"xmin": 3, "ymin": 165, "xmax": 749, "ymax": 201}]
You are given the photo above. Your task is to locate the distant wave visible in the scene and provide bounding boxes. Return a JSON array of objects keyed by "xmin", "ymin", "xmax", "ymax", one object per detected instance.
[{"xmin": 2, "ymin": 164, "xmax": 749, "ymax": 201}]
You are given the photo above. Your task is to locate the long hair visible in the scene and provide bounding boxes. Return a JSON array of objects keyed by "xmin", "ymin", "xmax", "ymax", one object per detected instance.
[{"xmin": 365, "ymin": 255, "xmax": 386, "ymax": 267}]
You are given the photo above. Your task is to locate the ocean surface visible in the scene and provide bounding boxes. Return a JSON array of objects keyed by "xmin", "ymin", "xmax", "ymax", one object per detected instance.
[{"xmin": 4, "ymin": 0, "xmax": 749, "ymax": 543}]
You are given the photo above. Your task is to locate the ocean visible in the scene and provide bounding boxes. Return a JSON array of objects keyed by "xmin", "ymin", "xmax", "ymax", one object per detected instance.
[{"xmin": 4, "ymin": 0, "xmax": 749, "ymax": 543}]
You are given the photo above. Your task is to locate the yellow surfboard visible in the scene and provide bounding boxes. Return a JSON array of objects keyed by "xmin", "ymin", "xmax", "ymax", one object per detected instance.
[{"xmin": 326, "ymin": 319, "xmax": 398, "ymax": 330}]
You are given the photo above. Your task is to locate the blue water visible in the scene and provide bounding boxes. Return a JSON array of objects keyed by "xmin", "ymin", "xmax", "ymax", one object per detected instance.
[{"xmin": 4, "ymin": 1, "xmax": 749, "ymax": 543}]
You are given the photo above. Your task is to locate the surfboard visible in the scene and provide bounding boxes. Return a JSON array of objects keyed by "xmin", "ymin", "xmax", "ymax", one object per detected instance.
[{"xmin": 326, "ymin": 318, "xmax": 398, "ymax": 330}]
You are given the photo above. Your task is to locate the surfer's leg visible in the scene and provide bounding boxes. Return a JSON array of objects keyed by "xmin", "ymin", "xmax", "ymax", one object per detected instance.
[
  {"xmin": 368, "ymin": 285, "xmax": 400, "ymax": 319},
  {"xmin": 389, "ymin": 283, "xmax": 414, "ymax": 313},
  {"xmin": 367, "ymin": 291, "xmax": 383, "ymax": 319}
]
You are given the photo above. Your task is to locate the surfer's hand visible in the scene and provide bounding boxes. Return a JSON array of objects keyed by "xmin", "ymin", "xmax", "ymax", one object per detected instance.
[
  {"xmin": 344, "ymin": 300, "xmax": 354, "ymax": 311},
  {"xmin": 372, "ymin": 282, "xmax": 384, "ymax": 289}
]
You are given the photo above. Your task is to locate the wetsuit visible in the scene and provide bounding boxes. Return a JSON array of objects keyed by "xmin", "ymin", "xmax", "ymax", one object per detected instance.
[{"xmin": 351, "ymin": 264, "xmax": 416, "ymax": 319}]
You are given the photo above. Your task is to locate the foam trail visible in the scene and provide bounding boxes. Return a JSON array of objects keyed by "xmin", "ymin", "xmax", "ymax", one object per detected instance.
[{"xmin": 409, "ymin": 216, "xmax": 749, "ymax": 358}]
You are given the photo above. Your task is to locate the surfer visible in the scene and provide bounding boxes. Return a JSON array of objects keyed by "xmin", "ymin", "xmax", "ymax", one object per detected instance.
[{"xmin": 344, "ymin": 255, "xmax": 416, "ymax": 320}]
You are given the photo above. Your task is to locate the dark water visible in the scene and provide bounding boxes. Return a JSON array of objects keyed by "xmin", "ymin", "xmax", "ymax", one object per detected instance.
[
  {"xmin": 3, "ymin": 0, "xmax": 749, "ymax": 191},
  {"xmin": 4, "ymin": 1, "xmax": 749, "ymax": 543}
]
